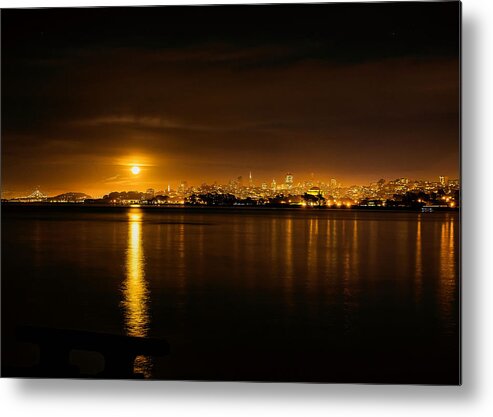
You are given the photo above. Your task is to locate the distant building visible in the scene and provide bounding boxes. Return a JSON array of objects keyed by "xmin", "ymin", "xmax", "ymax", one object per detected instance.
[
  {"xmin": 285, "ymin": 173, "xmax": 293, "ymax": 189},
  {"xmin": 307, "ymin": 186, "xmax": 324, "ymax": 197},
  {"xmin": 178, "ymin": 181, "xmax": 188, "ymax": 194},
  {"xmin": 448, "ymin": 179, "xmax": 459, "ymax": 188},
  {"xmin": 145, "ymin": 188, "xmax": 155, "ymax": 199}
]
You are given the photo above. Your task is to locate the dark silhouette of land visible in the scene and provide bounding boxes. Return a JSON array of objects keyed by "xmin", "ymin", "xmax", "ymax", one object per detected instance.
[{"xmin": 2, "ymin": 325, "xmax": 169, "ymax": 379}]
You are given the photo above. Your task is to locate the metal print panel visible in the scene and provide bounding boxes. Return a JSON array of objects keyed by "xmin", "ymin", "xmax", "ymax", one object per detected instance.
[{"xmin": 1, "ymin": 1, "xmax": 461, "ymax": 384}]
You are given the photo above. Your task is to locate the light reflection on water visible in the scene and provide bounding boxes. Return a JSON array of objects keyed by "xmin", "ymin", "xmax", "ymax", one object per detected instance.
[
  {"xmin": 121, "ymin": 208, "xmax": 152, "ymax": 377},
  {"xmin": 439, "ymin": 215, "xmax": 457, "ymax": 333},
  {"xmin": 284, "ymin": 217, "xmax": 294, "ymax": 308},
  {"xmin": 1, "ymin": 208, "xmax": 459, "ymax": 381},
  {"xmin": 415, "ymin": 217, "xmax": 423, "ymax": 305},
  {"xmin": 117, "ymin": 210, "xmax": 459, "ymax": 376}
]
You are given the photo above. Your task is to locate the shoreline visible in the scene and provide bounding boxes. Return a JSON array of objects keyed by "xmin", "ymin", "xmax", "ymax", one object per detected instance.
[{"xmin": 0, "ymin": 202, "xmax": 460, "ymax": 213}]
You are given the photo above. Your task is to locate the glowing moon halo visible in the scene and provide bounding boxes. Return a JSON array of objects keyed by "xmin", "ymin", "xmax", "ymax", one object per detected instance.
[{"xmin": 131, "ymin": 166, "xmax": 141, "ymax": 175}]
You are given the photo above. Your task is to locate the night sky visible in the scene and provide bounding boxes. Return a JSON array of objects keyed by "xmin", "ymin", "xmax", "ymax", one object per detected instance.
[{"xmin": 1, "ymin": 2, "xmax": 460, "ymax": 198}]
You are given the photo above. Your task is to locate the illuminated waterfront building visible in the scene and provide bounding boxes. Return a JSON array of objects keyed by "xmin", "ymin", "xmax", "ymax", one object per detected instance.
[{"xmin": 307, "ymin": 186, "xmax": 324, "ymax": 197}]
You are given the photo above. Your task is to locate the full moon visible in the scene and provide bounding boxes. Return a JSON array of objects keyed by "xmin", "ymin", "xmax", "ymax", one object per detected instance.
[{"xmin": 131, "ymin": 166, "xmax": 140, "ymax": 175}]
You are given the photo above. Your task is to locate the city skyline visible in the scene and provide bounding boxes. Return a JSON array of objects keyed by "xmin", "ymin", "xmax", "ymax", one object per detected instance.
[
  {"xmin": 1, "ymin": 3, "xmax": 459, "ymax": 199},
  {"xmin": 2, "ymin": 171, "xmax": 459, "ymax": 200}
]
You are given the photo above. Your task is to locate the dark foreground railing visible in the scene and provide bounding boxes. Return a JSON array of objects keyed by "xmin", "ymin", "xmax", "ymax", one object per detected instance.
[{"xmin": 9, "ymin": 325, "xmax": 170, "ymax": 379}]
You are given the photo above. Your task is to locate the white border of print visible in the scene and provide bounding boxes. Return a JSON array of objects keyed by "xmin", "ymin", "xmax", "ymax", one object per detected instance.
[{"xmin": 1, "ymin": 0, "xmax": 492, "ymax": 417}]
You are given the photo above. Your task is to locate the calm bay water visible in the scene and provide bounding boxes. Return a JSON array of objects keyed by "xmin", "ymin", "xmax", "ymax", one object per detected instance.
[{"xmin": 1, "ymin": 206, "xmax": 460, "ymax": 383}]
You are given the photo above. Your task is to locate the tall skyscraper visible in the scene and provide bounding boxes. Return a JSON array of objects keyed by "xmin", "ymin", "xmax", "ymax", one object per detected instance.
[
  {"xmin": 285, "ymin": 173, "xmax": 293, "ymax": 189},
  {"xmin": 178, "ymin": 181, "xmax": 187, "ymax": 194}
]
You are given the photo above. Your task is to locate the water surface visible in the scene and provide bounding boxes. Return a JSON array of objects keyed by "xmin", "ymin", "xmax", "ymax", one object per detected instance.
[{"xmin": 1, "ymin": 206, "xmax": 460, "ymax": 383}]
